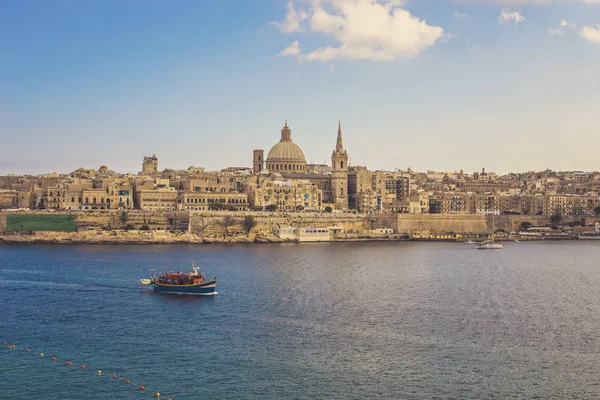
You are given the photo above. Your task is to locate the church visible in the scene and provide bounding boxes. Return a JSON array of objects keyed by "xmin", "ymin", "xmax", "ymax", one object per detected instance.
[{"xmin": 252, "ymin": 121, "xmax": 349, "ymax": 210}]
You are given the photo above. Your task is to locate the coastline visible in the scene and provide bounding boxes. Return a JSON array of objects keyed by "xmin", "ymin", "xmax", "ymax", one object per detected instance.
[{"xmin": 0, "ymin": 230, "xmax": 565, "ymax": 245}]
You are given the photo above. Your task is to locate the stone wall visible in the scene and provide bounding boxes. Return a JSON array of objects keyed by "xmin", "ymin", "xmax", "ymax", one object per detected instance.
[
  {"xmin": 396, "ymin": 214, "xmax": 597, "ymax": 234},
  {"xmin": 3, "ymin": 209, "xmax": 598, "ymax": 236},
  {"xmin": 0, "ymin": 210, "xmax": 189, "ymax": 232},
  {"xmin": 396, "ymin": 214, "xmax": 488, "ymax": 234},
  {"xmin": 0, "ymin": 211, "xmax": 6, "ymax": 232},
  {"xmin": 189, "ymin": 211, "xmax": 369, "ymax": 235}
]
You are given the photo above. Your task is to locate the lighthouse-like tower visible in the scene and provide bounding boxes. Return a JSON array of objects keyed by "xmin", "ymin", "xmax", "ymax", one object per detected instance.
[{"xmin": 331, "ymin": 122, "xmax": 349, "ymax": 210}]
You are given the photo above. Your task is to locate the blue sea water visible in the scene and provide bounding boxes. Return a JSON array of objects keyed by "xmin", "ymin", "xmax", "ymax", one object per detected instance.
[{"xmin": 1, "ymin": 241, "xmax": 600, "ymax": 399}]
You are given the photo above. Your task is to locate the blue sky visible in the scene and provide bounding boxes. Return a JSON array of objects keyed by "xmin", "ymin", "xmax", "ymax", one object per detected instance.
[{"xmin": 1, "ymin": 0, "xmax": 599, "ymax": 175}]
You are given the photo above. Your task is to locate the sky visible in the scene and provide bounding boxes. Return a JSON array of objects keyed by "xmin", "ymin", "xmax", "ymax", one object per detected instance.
[{"xmin": 1, "ymin": 0, "xmax": 599, "ymax": 176}]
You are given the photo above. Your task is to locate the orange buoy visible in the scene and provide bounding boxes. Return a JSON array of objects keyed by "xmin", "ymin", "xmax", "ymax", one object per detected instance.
[
  {"xmin": 139, "ymin": 385, "xmax": 145, "ymax": 390},
  {"xmin": 67, "ymin": 361, "xmax": 72, "ymax": 365},
  {"xmin": 10, "ymin": 344, "xmax": 15, "ymax": 349},
  {"xmin": 112, "ymin": 374, "xmax": 118, "ymax": 379},
  {"xmin": 80, "ymin": 365, "xmax": 86, "ymax": 369},
  {"xmin": 26, "ymin": 349, "xmax": 31, "ymax": 353},
  {"xmin": 125, "ymin": 379, "xmax": 130, "ymax": 383},
  {"xmin": 51, "ymin": 357, "xmax": 56, "ymax": 361}
]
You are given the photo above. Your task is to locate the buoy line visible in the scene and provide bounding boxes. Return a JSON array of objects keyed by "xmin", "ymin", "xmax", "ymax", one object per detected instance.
[{"xmin": 2, "ymin": 340, "xmax": 172, "ymax": 399}]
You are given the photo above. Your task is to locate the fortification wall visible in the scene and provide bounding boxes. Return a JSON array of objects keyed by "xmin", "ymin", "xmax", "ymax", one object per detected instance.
[
  {"xmin": 396, "ymin": 214, "xmax": 592, "ymax": 233},
  {"xmin": 189, "ymin": 211, "xmax": 369, "ymax": 235},
  {"xmin": 0, "ymin": 210, "xmax": 189, "ymax": 232},
  {"xmin": 2, "ymin": 210, "xmax": 597, "ymax": 236},
  {"xmin": 0, "ymin": 211, "xmax": 6, "ymax": 232},
  {"xmin": 396, "ymin": 214, "xmax": 488, "ymax": 234}
]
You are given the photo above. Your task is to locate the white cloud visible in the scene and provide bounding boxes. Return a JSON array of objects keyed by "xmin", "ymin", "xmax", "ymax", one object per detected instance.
[
  {"xmin": 549, "ymin": 28, "xmax": 564, "ymax": 35},
  {"xmin": 278, "ymin": 41, "xmax": 301, "ymax": 57},
  {"xmin": 270, "ymin": 1, "xmax": 307, "ymax": 33},
  {"xmin": 560, "ymin": 20, "xmax": 577, "ymax": 30},
  {"xmin": 581, "ymin": 25, "xmax": 600, "ymax": 44},
  {"xmin": 499, "ymin": 9, "xmax": 525, "ymax": 25},
  {"xmin": 275, "ymin": 0, "xmax": 444, "ymax": 62},
  {"xmin": 549, "ymin": 19, "xmax": 577, "ymax": 36}
]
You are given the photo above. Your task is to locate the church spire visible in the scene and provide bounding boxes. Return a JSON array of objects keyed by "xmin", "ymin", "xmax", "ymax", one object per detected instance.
[{"xmin": 335, "ymin": 121, "xmax": 344, "ymax": 153}]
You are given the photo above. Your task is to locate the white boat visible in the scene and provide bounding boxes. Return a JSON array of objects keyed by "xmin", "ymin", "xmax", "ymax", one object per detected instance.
[
  {"xmin": 477, "ymin": 240, "xmax": 504, "ymax": 249},
  {"xmin": 465, "ymin": 240, "xmax": 475, "ymax": 244},
  {"xmin": 477, "ymin": 215, "xmax": 503, "ymax": 249}
]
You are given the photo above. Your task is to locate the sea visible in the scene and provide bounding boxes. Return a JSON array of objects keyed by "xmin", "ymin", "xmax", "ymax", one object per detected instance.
[{"xmin": 1, "ymin": 241, "xmax": 600, "ymax": 399}]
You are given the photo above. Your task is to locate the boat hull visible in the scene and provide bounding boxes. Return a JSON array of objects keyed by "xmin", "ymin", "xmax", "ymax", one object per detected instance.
[
  {"xmin": 477, "ymin": 244, "xmax": 504, "ymax": 249},
  {"xmin": 152, "ymin": 279, "xmax": 217, "ymax": 295}
]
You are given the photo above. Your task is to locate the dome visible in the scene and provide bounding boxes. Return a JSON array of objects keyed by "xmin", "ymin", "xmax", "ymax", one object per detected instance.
[
  {"xmin": 266, "ymin": 121, "xmax": 306, "ymax": 163},
  {"xmin": 265, "ymin": 121, "xmax": 307, "ymax": 173},
  {"xmin": 267, "ymin": 141, "xmax": 306, "ymax": 163},
  {"xmin": 99, "ymin": 165, "xmax": 109, "ymax": 171}
]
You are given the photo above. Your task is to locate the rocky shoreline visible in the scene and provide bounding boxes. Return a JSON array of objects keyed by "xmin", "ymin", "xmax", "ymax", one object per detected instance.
[{"xmin": 0, "ymin": 230, "xmax": 559, "ymax": 245}]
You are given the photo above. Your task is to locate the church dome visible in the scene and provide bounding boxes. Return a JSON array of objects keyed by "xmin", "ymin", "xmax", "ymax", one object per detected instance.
[
  {"xmin": 267, "ymin": 141, "xmax": 306, "ymax": 163},
  {"xmin": 266, "ymin": 121, "xmax": 307, "ymax": 173}
]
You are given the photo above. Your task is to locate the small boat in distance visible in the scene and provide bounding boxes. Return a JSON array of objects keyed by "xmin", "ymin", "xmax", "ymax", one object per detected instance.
[
  {"xmin": 477, "ymin": 214, "xmax": 504, "ymax": 249},
  {"xmin": 477, "ymin": 240, "xmax": 504, "ymax": 250},
  {"xmin": 465, "ymin": 239, "xmax": 475, "ymax": 244},
  {"xmin": 140, "ymin": 262, "xmax": 217, "ymax": 295}
]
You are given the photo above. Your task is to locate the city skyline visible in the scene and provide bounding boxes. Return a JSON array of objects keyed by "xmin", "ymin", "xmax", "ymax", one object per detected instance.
[{"xmin": 2, "ymin": 0, "xmax": 599, "ymax": 175}]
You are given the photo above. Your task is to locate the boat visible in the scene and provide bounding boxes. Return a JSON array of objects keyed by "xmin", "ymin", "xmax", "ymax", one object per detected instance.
[
  {"xmin": 140, "ymin": 262, "xmax": 217, "ymax": 295},
  {"xmin": 477, "ymin": 214, "xmax": 503, "ymax": 249},
  {"xmin": 477, "ymin": 240, "xmax": 504, "ymax": 249},
  {"xmin": 465, "ymin": 239, "xmax": 475, "ymax": 244}
]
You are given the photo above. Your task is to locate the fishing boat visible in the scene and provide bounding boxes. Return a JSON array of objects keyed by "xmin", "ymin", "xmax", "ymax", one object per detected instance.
[{"xmin": 140, "ymin": 262, "xmax": 217, "ymax": 295}]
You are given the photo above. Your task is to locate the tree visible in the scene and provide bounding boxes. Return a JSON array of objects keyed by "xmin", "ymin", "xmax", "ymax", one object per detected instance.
[
  {"xmin": 550, "ymin": 212, "xmax": 562, "ymax": 225},
  {"xmin": 220, "ymin": 215, "xmax": 237, "ymax": 234},
  {"xmin": 296, "ymin": 205, "xmax": 305, "ymax": 211},
  {"xmin": 265, "ymin": 204, "xmax": 278, "ymax": 212},
  {"xmin": 120, "ymin": 211, "xmax": 128, "ymax": 229},
  {"xmin": 250, "ymin": 206, "xmax": 263, "ymax": 212},
  {"xmin": 324, "ymin": 206, "xmax": 333, "ymax": 213},
  {"xmin": 595, "ymin": 205, "xmax": 600, "ymax": 216},
  {"xmin": 243, "ymin": 215, "xmax": 257, "ymax": 235}
]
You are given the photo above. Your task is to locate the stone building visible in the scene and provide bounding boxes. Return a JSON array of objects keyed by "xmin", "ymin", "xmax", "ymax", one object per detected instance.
[
  {"xmin": 180, "ymin": 192, "xmax": 248, "ymax": 211},
  {"xmin": 331, "ymin": 122, "xmax": 349, "ymax": 210},
  {"xmin": 248, "ymin": 178, "xmax": 322, "ymax": 211},
  {"xmin": 141, "ymin": 155, "xmax": 159, "ymax": 175},
  {"xmin": 265, "ymin": 121, "xmax": 307, "ymax": 173},
  {"xmin": 253, "ymin": 121, "xmax": 349, "ymax": 210}
]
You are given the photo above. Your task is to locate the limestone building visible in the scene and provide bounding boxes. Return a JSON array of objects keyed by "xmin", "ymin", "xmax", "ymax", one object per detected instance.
[
  {"xmin": 265, "ymin": 121, "xmax": 307, "ymax": 173},
  {"xmin": 141, "ymin": 155, "xmax": 159, "ymax": 175},
  {"xmin": 253, "ymin": 121, "xmax": 350, "ymax": 211},
  {"xmin": 331, "ymin": 122, "xmax": 348, "ymax": 209}
]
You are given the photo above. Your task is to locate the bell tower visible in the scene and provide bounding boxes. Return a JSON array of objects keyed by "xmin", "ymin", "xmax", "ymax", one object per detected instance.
[
  {"xmin": 331, "ymin": 122, "xmax": 349, "ymax": 210},
  {"xmin": 253, "ymin": 149, "xmax": 264, "ymax": 174}
]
